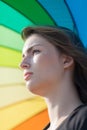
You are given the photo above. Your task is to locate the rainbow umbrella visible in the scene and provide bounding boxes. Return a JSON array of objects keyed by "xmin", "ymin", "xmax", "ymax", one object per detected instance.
[{"xmin": 0, "ymin": 0, "xmax": 87, "ymax": 130}]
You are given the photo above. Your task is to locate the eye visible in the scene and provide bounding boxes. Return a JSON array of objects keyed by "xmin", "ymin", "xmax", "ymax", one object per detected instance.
[
  {"xmin": 22, "ymin": 54, "xmax": 25, "ymax": 59},
  {"xmin": 32, "ymin": 49, "xmax": 41, "ymax": 55}
]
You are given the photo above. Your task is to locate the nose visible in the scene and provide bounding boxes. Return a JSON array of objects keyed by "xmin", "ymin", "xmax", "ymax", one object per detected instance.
[{"xmin": 19, "ymin": 60, "xmax": 30, "ymax": 69}]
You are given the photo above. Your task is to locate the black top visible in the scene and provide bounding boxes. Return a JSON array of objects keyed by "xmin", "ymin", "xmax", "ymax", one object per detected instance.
[{"xmin": 43, "ymin": 104, "xmax": 87, "ymax": 130}]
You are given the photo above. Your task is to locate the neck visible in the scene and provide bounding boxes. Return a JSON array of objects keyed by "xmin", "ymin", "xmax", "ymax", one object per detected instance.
[{"xmin": 44, "ymin": 74, "xmax": 82, "ymax": 129}]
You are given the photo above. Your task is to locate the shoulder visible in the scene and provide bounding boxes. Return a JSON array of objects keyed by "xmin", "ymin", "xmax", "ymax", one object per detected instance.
[
  {"xmin": 43, "ymin": 105, "xmax": 87, "ymax": 130},
  {"xmin": 75, "ymin": 104, "xmax": 87, "ymax": 120},
  {"xmin": 68, "ymin": 104, "xmax": 87, "ymax": 130},
  {"xmin": 76, "ymin": 104, "xmax": 87, "ymax": 129}
]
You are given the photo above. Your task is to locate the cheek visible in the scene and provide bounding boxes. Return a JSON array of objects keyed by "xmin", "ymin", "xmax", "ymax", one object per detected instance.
[
  {"xmin": 33, "ymin": 52, "xmax": 63, "ymax": 81},
  {"xmin": 33, "ymin": 52, "xmax": 53, "ymax": 70}
]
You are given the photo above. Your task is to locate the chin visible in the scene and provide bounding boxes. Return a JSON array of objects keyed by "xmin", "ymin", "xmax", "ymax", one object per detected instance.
[
  {"xmin": 26, "ymin": 81, "xmax": 40, "ymax": 94},
  {"xmin": 26, "ymin": 81, "xmax": 34, "ymax": 90},
  {"xmin": 26, "ymin": 81, "xmax": 46, "ymax": 96}
]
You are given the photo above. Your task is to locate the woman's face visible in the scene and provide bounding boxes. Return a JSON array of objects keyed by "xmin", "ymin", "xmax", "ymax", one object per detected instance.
[{"xmin": 20, "ymin": 34, "xmax": 65, "ymax": 96}]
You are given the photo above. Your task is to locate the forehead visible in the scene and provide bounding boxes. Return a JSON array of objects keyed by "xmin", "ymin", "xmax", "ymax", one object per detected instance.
[
  {"xmin": 23, "ymin": 34, "xmax": 52, "ymax": 52},
  {"xmin": 24, "ymin": 34, "xmax": 48, "ymax": 47}
]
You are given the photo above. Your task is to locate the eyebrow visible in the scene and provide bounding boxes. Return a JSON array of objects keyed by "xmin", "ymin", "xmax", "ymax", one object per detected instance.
[
  {"xmin": 27, "ymin": 44, "xmax": 43, "ymax": 52},
  {"xmin": 22, "ymin": 44, "xmax": 43, "ymax": 57}
]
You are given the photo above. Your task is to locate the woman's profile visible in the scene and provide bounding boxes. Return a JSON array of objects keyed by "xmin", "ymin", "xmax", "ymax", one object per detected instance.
[{"xmin": 20, "ymin": 26, "xmax": 87, "ymax": 130}]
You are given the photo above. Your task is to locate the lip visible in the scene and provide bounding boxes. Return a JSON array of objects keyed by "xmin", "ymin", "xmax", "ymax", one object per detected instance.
[{"xmin": 24, "ymin": 72, "xmax": 33, "ymax": 80}]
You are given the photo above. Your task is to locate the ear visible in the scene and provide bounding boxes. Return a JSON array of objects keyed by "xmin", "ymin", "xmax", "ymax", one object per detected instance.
[{"xmin": 62, "ymin": 55, "xmax": 74, "ymax": 69}]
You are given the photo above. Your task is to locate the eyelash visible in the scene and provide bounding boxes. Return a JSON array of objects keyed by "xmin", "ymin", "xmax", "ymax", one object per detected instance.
[{"xmin": 32, "ymin": 49, "xmax": 41, "ymax": 55}]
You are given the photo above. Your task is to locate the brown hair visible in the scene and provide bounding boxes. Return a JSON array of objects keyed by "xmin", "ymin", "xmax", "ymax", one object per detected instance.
[{"xmin": 21, "ymin": 25, "xmax": 87, "ymax": 103}]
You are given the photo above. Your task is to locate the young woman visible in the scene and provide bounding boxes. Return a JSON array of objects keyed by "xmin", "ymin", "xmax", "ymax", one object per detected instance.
[{"xmin": 20, "ymin": 26, "xmax": 87, "ymax": 130}]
